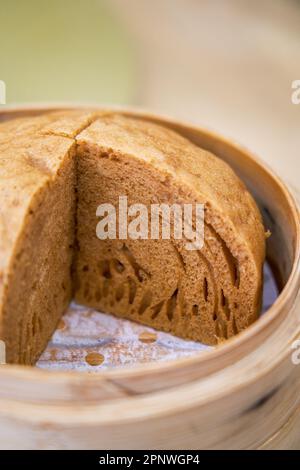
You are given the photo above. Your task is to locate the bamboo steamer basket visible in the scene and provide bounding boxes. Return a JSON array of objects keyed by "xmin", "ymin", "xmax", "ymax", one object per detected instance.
[{"xmin": 0, "ymin": 105, "xmax": 299, "ymax": 450}]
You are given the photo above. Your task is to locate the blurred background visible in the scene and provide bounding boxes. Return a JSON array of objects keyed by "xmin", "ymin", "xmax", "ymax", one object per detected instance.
[{"xmin": 0, "ymin": 0, "xmax": 299, "ymax": 186}]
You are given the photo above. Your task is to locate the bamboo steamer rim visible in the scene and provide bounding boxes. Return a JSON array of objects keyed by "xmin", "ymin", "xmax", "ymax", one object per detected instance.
[{"xmin": 0, "ymin": 103, "xmax": 299, "ymax": 399}]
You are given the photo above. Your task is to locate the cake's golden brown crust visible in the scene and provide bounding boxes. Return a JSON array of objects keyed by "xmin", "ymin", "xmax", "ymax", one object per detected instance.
[{"xmin": 0, "ymin": 111, "xmax": 265, "ymax": 363}]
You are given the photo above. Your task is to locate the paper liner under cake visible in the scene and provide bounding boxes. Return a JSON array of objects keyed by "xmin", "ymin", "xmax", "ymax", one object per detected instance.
[{"xmin": 37, "ymin": 263, "xmax": 277, "ymax": 372}]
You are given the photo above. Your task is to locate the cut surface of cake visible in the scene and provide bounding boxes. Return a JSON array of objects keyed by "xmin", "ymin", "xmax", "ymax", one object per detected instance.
[{"xmin": 0, "ymin": 110, "xmax": 266, "ymax": 364}]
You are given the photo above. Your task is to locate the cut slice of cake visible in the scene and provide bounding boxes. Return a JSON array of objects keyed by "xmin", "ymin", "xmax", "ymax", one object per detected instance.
[
  {"xmin": 74, "ymin": 115, "xmax": 265, "ymax": 345},
  {"xmin": 0, "ymin": 111, "xmax": 96, "ymax": 364}
]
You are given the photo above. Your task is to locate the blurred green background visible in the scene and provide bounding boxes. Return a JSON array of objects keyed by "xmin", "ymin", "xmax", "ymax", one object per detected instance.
[
  {"xmin": 0, "ymin": 0, "xmax": 299, "ymax": 187},
  {"xmin": 0, "ymin": 0, "xmax": 136, "ymax": 104}
]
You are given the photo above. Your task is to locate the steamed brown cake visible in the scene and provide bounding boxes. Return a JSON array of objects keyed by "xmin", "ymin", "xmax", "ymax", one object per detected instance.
[{"xmin": 0, "ymin": 111, "xmax": 266, "ymax": 364}]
